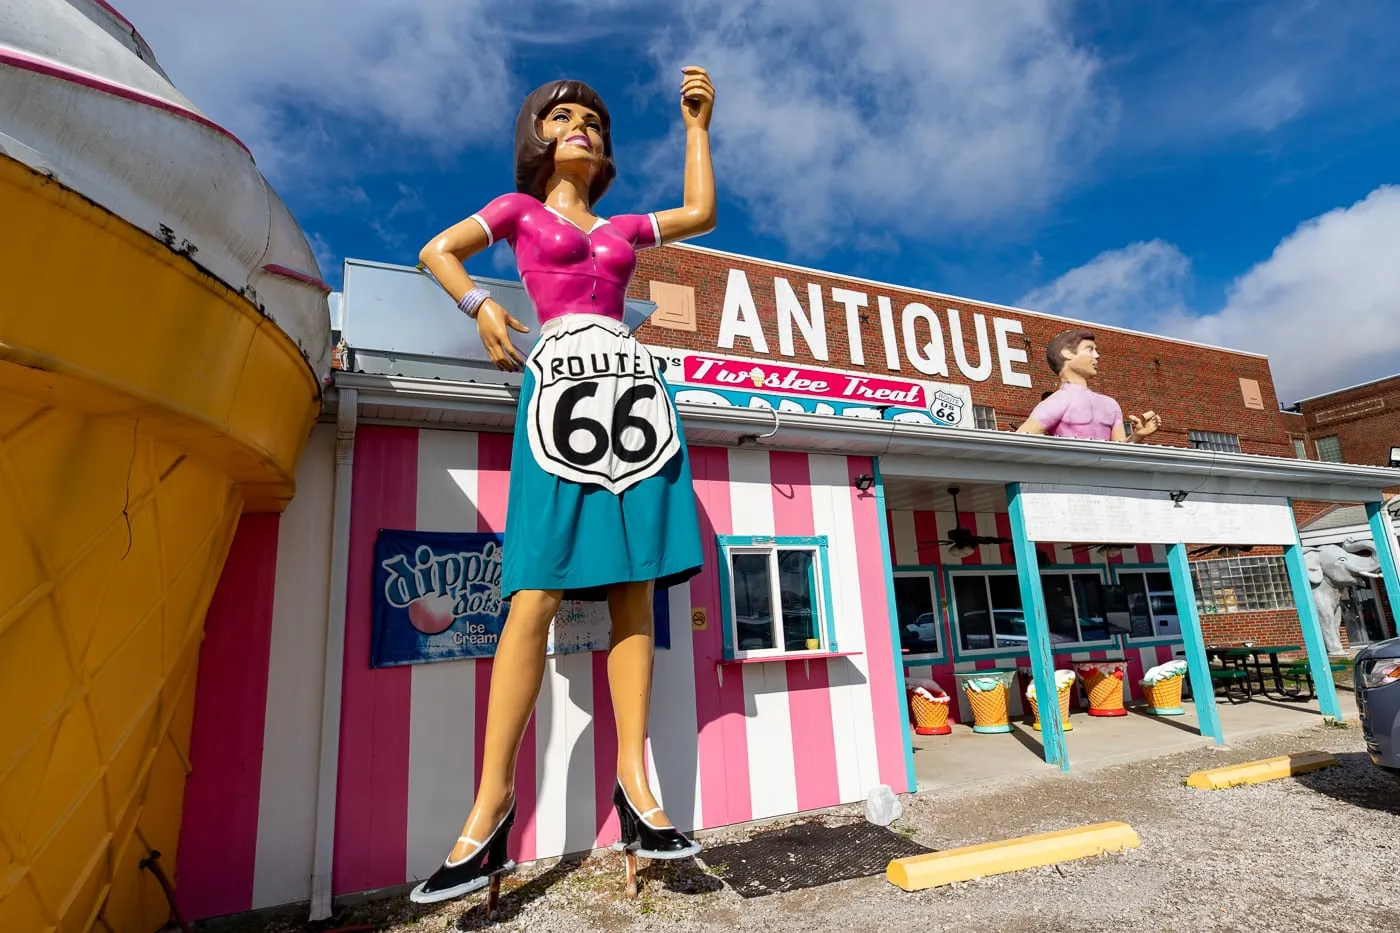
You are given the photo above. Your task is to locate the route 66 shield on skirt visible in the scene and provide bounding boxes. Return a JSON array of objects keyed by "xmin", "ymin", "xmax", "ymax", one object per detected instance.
[{"xmin": 524, "ymin": 316, "xmax": 680, "ymax": 494}]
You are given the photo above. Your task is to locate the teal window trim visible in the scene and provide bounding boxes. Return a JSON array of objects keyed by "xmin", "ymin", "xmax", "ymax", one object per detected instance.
[
  {"xmin": 890, "ymin": 567, "xmax": 948, "ymax": 664},
  {"xmin": 943, "ymin": 564, "xmax": 1117, "ymax": 663},
  {"xmin": 715, "ymin": 534, "xmax": 837, "ymax": 661},
  {"xmin": 1110, "ymin": 563, "xmax": 1186, "ymax": 648}
]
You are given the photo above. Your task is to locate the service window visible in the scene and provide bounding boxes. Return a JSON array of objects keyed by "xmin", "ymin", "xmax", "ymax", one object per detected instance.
[{"xmin": 718, "ymin": 536, "xmax": 835, "ymax": 659}]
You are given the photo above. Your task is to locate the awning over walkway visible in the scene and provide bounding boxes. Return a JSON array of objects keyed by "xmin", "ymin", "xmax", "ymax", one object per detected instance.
[{"xmin": 334, "ymin": 370, "xmax": 1400, "ymax": 505}]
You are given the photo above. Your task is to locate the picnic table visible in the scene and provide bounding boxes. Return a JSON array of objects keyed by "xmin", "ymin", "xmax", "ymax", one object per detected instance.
[{"xmin": 1205, "ymin": 645, "xmax": 1308, "ymax": 702}]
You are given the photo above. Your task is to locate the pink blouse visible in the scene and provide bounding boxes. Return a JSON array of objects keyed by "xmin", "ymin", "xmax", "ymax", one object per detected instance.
[
  {"xmin": 470, "ymin": 192, "xmax": 661, "ymax": 325},
  {"xmin": 1027, "ymin": 383, "xmax": 1124, "ymax": 441}
]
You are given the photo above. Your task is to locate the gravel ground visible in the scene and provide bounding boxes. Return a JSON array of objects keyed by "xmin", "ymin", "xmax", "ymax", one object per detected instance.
[{"xmin": 216, "ymin": 718, "xmax": 1400, "ymax": 933}]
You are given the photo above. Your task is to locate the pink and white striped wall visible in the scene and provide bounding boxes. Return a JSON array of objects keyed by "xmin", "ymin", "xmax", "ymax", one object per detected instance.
[
  {"xmin": 175, "ymin": 426, "xmax": 907, "ymax": 920},
  {"xmin": 885, "ymin": 508, "xmax": 1182, "ymax": 723}
]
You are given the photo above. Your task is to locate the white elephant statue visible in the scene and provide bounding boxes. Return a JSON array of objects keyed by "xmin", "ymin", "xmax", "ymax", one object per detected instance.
[{"xmin": 1304, "ymin": 537, "xmax": 1384, "ymax": 656}]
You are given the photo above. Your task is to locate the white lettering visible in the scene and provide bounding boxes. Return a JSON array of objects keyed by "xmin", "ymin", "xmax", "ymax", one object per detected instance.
[
  {"xmin": 877, "ymin": 296, "xmax": 900, "ymax": 371},
  {"xmin": 830, "ymin": 287, "xmax": 867, "ymax": 367},
  {"xmin": 948, "ymin": 309, "xmax": 992, "ymax": 382},
  {"xmin": 994, "ymin": 318, "xmax": 1032, "ymax": 388},
  {"xmin": 900, "ymin": 302, "xmax": 949, "ymax": 377},
  {"xmin": 719, "ymin": 269, "xmax": 769, "ymax": 354},
  {"xmin": 775, "ymin": 277, "xmax": 829, "ymax": 361},
  {"xmin": 689, "ymin": 357, "xmax": 719, "ymax": 379}
]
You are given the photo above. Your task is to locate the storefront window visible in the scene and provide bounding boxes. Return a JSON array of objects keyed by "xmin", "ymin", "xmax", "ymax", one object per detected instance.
[
  {"xmin": 894, "ymin": 572, "xmax": 940, "ymax": 658},
  {"xmin": 719, "ymin": 536, "xmax": 832, "ymax": 658},
  {"xmin": 1117, "ymin": 570, "xmax": 1179, "ymax": 639},
  {"xmin": 951, "ymin": 569, "xmax": 1113, "ymax": 653}
]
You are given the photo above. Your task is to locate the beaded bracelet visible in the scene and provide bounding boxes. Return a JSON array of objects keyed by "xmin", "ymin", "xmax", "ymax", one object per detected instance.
[{"xmin": 456, "ymin": 287, "xmax": 490, "ymax": 318}]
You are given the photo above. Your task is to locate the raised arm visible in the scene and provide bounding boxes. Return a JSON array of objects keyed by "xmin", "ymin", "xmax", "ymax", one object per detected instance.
[{"xmin": 653, "ymin": 66, "xmax": 716, "ymax": 244}]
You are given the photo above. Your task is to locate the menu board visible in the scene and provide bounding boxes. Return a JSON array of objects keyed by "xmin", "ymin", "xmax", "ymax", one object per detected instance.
[{"xmin": 1017, "ymin": 484, "xmax": 1297, "ymax": 546}]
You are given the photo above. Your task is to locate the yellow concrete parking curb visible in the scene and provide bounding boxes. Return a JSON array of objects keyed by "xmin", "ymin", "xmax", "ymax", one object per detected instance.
[
  {"xmin": 1185, "ymin": 751, "xmax": 1338, "ymax": 790},
  {"xmin": 886, "ymin": 821, "xmax": 1141, "ymax": 892}
]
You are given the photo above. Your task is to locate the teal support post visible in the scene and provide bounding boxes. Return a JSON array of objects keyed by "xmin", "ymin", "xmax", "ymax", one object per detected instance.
[
  {"xmin": 1005, "ymin": 483, "xmax": 1068, "ymax": 771},
  {"xmin": 1285, "ymin": 497, "xmax": 1342, "ymax": 720},
  {"xmin": 1165, "ymin": 543, "xmax": 1224, "ymax": 745},
  {"xmin": 1366, "ymin": 501, "xmax": 1400, "ymax": 632},
  {"xmin": 872, "ymin": 460, "xmax": 918, "ymax": 794}
]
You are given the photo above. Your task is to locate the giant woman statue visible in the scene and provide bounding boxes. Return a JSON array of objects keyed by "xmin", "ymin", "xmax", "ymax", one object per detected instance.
[{"xmin": 414, "ymin": 67, "xmax": 716, "ymax": 909}]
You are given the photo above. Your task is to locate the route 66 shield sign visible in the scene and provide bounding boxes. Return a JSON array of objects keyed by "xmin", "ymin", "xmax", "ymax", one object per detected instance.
[{"xmin": 525, "ymin": 320, "xmax": 680, "ymax": 494}]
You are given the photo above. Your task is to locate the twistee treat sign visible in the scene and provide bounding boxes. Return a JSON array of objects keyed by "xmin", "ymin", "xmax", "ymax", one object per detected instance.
[{"xmin": 650, "ymin": 347, "xmax": 974, "ymax": 428}]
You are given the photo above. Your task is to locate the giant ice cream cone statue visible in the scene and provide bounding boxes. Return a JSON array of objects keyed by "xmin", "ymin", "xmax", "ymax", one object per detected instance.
[{"xmin": 0, "ymin": 5, "xmax": 330, "ymax": 931}]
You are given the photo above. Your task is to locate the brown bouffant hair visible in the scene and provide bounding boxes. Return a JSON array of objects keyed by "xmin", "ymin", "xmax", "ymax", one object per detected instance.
[
  {"xmin": 1046, "ymin": 328, "xmax": 1095, "ymax": 374},
  {"xmin": 514, "ymin": 80, "xmax": 616, "ymax": 207}
]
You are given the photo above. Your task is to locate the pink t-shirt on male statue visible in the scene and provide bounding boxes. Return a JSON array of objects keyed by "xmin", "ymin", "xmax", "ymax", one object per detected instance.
[{"xmin": 1027, "ymin": 383, "xmax": 1123, "ymax": 441}]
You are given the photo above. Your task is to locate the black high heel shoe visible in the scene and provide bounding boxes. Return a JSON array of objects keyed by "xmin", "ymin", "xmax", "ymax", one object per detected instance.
[
  {"xmin": 611, "ymin": 782, "xmax": 701, "ymax": 860},
  {"xmin": 409, "ymin": 801, "xmax": 517, "ymax": 912}
]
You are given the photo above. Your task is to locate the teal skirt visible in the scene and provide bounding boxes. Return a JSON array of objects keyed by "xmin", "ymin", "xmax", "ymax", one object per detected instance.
[{"xmin": 501, "ymin": 315, "xmax": 704, "ymax": 601}]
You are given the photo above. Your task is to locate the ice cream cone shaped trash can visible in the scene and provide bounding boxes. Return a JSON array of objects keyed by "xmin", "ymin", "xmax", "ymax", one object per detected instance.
[
  {"xmin": 955, "ymin": 670, "xmax": 1017, "ymax": 734},
  {"xmin": 1026, "ymin": 669, "xmax": 1076, "ymax": 732},
  {"xmin": 1140, "ymin": 661, "xmax": 1190, "ymax": 716},
  {"xmin": 0, "ymin": 6, "xmax": 330, "ymax": 931},
  {"xmin": 907, "ymin": 678, "xmax": 952, "ymax": 736},
  {"xmin": 1074, "ymin": 660, "xmax": 1128, "ymax": 717}
]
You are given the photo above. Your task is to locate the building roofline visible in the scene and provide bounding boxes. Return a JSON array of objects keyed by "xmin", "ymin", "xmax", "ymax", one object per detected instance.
[
  {"xmin": 1291, "ymin": 371, "xmax": 1400, "ymax": 406},
  {"xmin": 331, "ymin": 371, "xmax": 1400, "ymax": 504},
  {"xmin": 666, "ymin": 242, "xmax": 1272, "ymax": 362}
]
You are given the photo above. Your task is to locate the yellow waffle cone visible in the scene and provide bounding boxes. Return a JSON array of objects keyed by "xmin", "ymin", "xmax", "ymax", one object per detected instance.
[
  {"xmin": 963, "ymin": 682, "xmax": 1012, "ymax": 733},
  {"xmin": 910, "ymin": 692, "xmax": 951, "ymax": 734},
  {"xmin": 1029, "ymin": 682, "xmax": 1075, "ymax": 731},
  {"xmin": 0, "ymin": 156, "xmax": 322, "ymax": 933},
  {"xmin": 1143, "ymin": 674, "xmax": 1186, "ymax": 713}
]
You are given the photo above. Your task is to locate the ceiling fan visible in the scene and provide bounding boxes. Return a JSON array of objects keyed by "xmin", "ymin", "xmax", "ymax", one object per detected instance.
[
  {"xmin": 917, "ymin": 487, "xmax": 1012, "ymax": 558},
  {"xmin": 1069, "ymin": 543, "xmax": 1137, "ymax": 558},
  {"xmin": 1189, "ymin": 544, "xmax": 1254, "ymax": 558}
]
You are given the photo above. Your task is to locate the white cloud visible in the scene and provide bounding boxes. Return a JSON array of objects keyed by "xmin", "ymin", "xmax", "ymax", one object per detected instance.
[
  {"xmin": 642, "ymin": 0, "xmax": 1112, "ymax": 253},
  {"xmin": 1019, "ymin": 186, "xmax": 1400, "ymax": 403},
  {"xmin": 1017, "ymin": 240, "xmax": 1192, "ymax": 329},
  {"xmin": 115, "ymin": 0, "xmax": 520, "ymax": 183},
  {"xmin": 1184, "ymin": 185, "xmax": 1400, "ymax": 402}
]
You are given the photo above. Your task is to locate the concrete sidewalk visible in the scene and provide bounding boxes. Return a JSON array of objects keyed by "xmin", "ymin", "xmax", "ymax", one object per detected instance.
[{"xmin": 912, "ymin": 686, "xmax": 1359, "ymax": 794}]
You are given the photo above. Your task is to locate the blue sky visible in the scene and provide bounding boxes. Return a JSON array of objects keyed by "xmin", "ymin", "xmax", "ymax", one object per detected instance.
[{"xmin": 123, "ymin": 0, "xmax": 1400, "ymax": 403}]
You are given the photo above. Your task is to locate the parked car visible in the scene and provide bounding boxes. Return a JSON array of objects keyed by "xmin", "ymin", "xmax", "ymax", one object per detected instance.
[{"xmin": 1354, "ymin": 636, "xmax": 1400, "ymax": 773}]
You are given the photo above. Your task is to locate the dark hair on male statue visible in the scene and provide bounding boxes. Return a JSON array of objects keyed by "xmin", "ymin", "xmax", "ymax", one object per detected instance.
[
  {"xmin": 1046, "ymin": 328, "xmax": 1096, "ymax": 374},
  {"xmin": 514, "ymin": 80, "xmax": 616, "ymax": 208}
]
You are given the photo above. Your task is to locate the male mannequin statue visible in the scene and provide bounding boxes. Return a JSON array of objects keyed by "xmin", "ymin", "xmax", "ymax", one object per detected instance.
[{"xmin": 1016, "ymin": 328, "xmax": 1162, "ymax": 442}]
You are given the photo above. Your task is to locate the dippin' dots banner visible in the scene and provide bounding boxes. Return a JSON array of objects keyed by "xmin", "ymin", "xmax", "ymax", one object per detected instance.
[{"xmin": 370, "ymin": 529, "xmax": 671, "ymax": 668}]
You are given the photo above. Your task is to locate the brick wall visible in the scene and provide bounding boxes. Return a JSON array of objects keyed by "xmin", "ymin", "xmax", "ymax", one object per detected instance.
[
  {"xmin": 633, "ymin": 245, "xmax": 1293, "ymax": 455},
  {"xmin": 1199, "ymin": 609, "xmax": 1313, "ymax": 648},
  {"xmin": 1297, "ymin": 374, "xmax": 1400, "ymax": 494},
  {"xmin": 1292, "ymin": 500, "xmax": 1339, "ymax": 526}
]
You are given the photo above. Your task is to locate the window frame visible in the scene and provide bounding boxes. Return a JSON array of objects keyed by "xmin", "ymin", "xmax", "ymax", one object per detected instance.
[
  {"xmin": 1112, "ymin": 564, "xmax": 1182, "ymax": 647},
  {"xmin": 716, "ymin": 535, "xmax": 837, "ymax": 661},
  {"xmin": 944, "ymin": 565, "xmax": 1116, "ymax": 661},
  {"xmin": 1188, "ymin": 430, "xmax": 1243, "ymax": 453},
  {"xmin": 1314, "ymin": 434, "xmax": 1342, "ymax": 463},
  {"xmin": 1189, "ymin": 555, "xmax": 1294, "ymax": 615},
  {"xmin": 891, "ymin": 567, "xmax": 946, "ymax": 663},
  {"xmin": 972, "ymin": 405, "xmax": 998, "ymax": 431}
]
